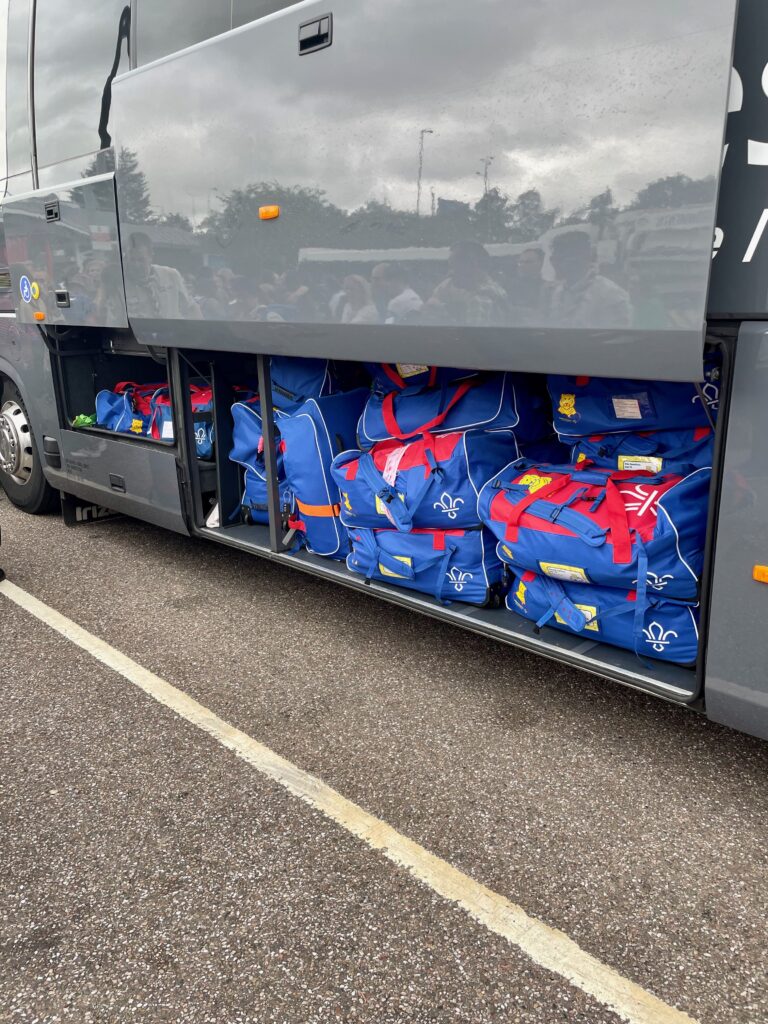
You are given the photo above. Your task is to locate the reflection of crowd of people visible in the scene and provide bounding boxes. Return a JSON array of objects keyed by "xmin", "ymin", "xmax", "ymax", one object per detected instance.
[{"xmin": 35, "ymin": 228, "xmax": 633, "ymax": 329}]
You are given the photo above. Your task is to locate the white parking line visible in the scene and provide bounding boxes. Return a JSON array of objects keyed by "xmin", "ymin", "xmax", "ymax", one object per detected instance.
[{"xmin": 1, "ymin": 576, "xmax": 697, "ymax": 1024}]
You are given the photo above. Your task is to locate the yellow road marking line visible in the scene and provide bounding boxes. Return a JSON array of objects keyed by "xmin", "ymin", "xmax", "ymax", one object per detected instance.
[{"xmin": 0, "ymin": 578, "xmax": 697, "ymax": 1024}]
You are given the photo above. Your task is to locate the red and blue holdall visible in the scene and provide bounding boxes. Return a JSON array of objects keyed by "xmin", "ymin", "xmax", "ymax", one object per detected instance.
[
  {"xmin": 478, "ymin": 459, "xmax": 711, "ymax": 600},
  {"xmin": 346, "ymin": 527, "xmax": 505, "ymax": 606},
  {"xmin": 365, "ymin": 363, "xmax": 477, "ymax": 394},
  {"xmin": 548, "ymin": 358, "xmax": 721, "ymax": 437},
  {"xmin": 569, "ymin": 427, "xmax": 714, "ymax": 474},
  {"xmin": 149, "ymin": 384, "xmax": 215, "ymax": 457},
  {"xmin": 95, "ymin": 381, "xmax": 164, "ymax": 435},
  {"xmin": 508, "ymin": 570, "xmax": 699, "ymax": 665},
  {"xmin": 357, "ymin": 372, "xmax": 548, "ymax": 449},
  {"xmin": 331, "ymin": 430, "xmax": 517, "ymax": 533}
]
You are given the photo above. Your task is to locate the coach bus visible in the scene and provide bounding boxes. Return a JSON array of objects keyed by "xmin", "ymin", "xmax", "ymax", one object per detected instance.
[{"xmin": 1, "ymin": 0, "xmax": 767, "ymax": 740}]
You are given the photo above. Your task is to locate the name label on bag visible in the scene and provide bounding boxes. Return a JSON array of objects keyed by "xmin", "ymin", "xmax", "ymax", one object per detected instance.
[
  {"xmin": 618, "ymin": 455, "xmax": 663, "ymax": 473},
  {"xmin": 612, "ymin": 397, "xmax": 643, "ymax": 419},
  {"xmin": 539, "ymin": 562, "xmax": 590, "ymax": 583},
  {"xmin": 396, "ymin": 364, "xmax": 429, "ymax": 378},
  {"xmin": 379, "ymin": 555, "xmax": 412, "ymax": 578},
  {"xmin": 555, "ymin": 604, "xmax": 599, "ymax": 632}
]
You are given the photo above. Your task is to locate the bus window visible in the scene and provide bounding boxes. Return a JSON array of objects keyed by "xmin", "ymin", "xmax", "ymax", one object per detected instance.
[
  {"xmin": 232, "ymin": 0, "xmax": 303, "ymax": 30},
  {"xmin": 136, "ymin": 2, "xmax": 230, "ymax": 67},
  {"xmin": 0, "ymin": 0, "xmax": 8, "ymax": 184},
  {"xmin": 34, "ymin": 0, "xmax": 130, "ymax": 170},
  {"xmin": 6, "ymin": 0, "xmax": 31, "ymax": 177}
]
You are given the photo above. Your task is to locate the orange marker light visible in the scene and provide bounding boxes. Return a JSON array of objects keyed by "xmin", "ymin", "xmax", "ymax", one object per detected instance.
[
  {"xmin": 259, "ymin": 205, "xmax": 280, "ymax": 221},
  {"xmin": 753, "ymin": 565, "xmax": 768, "ymax": 583},
  {"xmin": 33, "ymin": 311, "xmax": 46, "ymax": 321}
]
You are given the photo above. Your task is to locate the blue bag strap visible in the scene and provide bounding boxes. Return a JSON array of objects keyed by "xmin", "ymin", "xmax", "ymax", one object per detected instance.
[
  {"xmin": 520, "ymin": 500, "xmax": 608, "ymax": 548},
  {"xmin": 434, "ymin": 541, "xmax": 459, "ymax": 605},
  {"xmin": 534, "ymin": 576, "xmax": 589, "ymax": 632},
  {"xmin": 357, "ymin": 445, "xmax": 444, "ymax": 533},
  {"xmin": 631, "ymin": 545, "xmax": 657, "ymax": 668}
]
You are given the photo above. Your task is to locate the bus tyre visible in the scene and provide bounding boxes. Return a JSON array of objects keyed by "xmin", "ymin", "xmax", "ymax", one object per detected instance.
[{"xmin": 0, "ymin": 381, "xmax": 58, "ymax": 514}]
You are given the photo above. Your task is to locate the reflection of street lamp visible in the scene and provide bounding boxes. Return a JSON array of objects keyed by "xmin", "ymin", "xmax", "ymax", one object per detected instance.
[
  {"xmin": 416, "ymin": 128, "xmax": 434, "ymax": 216},
  {"xmin": 476, "ymin": 155, "xmax": 494, "ymax": 196}
]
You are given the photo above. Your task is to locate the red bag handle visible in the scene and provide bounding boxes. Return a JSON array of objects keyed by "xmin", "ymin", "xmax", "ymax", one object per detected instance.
[
  {"xmin": 113, "ymin": 381, "xmax": 140, "ymax": 395},
  {"xmin": 604, "ymin": 478, "xmax": 633, "ymax": 564},
  {"xmin": 503, "ymin": 474, "xmax": 573, "ymax": 542},
  {"xmin": 381, "ymin": 381, "xmax": 473, "ymax": 440}
]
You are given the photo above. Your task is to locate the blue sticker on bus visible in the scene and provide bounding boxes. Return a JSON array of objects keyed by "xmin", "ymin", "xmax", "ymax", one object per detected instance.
[{"xmin": 19, "ymin": 276, "xmax": 32, "ymax": 304}]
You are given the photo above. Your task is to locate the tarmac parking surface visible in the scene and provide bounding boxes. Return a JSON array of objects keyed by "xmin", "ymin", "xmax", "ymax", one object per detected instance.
[{"xmin": 1, "ymin": 495, "xmax": 767, "ymax": 1024}]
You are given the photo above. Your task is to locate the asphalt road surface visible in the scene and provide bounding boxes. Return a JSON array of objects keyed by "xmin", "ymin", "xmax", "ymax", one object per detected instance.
[{"xmin": 1, "ymin": 493, "xmax": 767, "ymax": 1024}]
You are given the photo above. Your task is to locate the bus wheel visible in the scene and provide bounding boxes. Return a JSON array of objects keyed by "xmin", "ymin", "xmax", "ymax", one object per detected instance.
[{"xmin": 0, "ymin": 382, "xmax": 58, "ymax": 514}]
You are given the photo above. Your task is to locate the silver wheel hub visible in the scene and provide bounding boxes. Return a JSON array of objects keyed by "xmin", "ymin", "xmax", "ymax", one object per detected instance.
[{"xmin": 0, "ymin": 400, "xmax": 34, "ymax": 485}]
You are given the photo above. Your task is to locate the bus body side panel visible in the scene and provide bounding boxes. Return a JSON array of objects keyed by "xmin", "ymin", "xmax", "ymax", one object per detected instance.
[
  {"xmin": 55, "ymin": 428, "xmax": 191, "ymax": 535},
  {"xmin": 109, "ymin": 0, "xmax": 737, "ymax": 381},
  {"xmin": 2, "ymin": 173, "xmax": 128, "ymax": 327},
  {"xmin": 0, "ymin": 318, "xmax": 60, "ymax": 442},
  {"xmin": 706, "ymin": 322, "xmax": 768, "ymax": 741}
]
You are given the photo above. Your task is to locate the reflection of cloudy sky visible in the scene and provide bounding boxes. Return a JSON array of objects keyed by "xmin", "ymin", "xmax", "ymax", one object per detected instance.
[{"xmin": 111, "ymin": 0, "xmax": 735, "ymax": 220}]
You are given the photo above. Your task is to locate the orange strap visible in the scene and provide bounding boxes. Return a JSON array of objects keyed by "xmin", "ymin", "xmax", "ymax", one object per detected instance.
[{"xmin": 296, "ymin": 498, "xmax": 340, "ymax": 518}]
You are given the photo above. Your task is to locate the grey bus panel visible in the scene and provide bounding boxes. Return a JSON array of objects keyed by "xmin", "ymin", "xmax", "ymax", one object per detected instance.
[
  {"xmin": 110, "ymin": 0, "xmax": 737, "ymax": 381},
  {"xmin": 705, "ymin": 322, "xmax": 768, "ymax": 741},
  {"xmin": 2, "ymin": 172, "xmax": 128, "ymax": 328}
]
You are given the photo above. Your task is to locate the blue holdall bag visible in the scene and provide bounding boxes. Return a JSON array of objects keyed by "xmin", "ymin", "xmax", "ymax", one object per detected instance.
[
  {"xmin": 548, "ymin": 357, "xmax": 721, "ymax": 437},
  {"xmin": 507, "ymin": 570, "xmax": 699, "ymax": 665},
  {"xmin": 569, "ymin": 427, "xmax": 714, "ymax": 473},
  {"xmin": 478, "ymin": 459, "xmax": 711, "ymax": 600},
  {"xmin": 95, "ymin": 381, "xmax": 164, "ymax": 435},
  {"xmin": 149, "ymin": 384, "xmax": 216, "ymax": 458},
  {"xmin": 279, "ymin": 389, "xmax": 369, "ymax": 559},
  {"xmin": 270, "ymin": 355, "xmax": 333, "ymax": 410},
  {"xmin": 331, "ymin": 429, "xmax": 517, "ymax": 533},
  {"xmin": 357, "ymin": 372, "xmax": 549, "ymax": 449},
  {"xmin": 346, "ymin": 526, "xmax": 505, "ymax": 606},
  {"xmin": 230, "ymin": 398, "xmax": 296, "ymax": 524}
]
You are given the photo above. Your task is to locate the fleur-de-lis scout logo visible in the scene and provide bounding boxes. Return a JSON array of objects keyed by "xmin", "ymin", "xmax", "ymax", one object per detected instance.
[
  {"xmin": 195, "ymin": 425, "xmax": 207, "ymax": 447},
  {"xmin": 558, "ymin": 393, "xmax": 577, "ymax": 418},
  {"xmin": 643, "ymin": 621, "xmax": 679, "ymax": 653},
  {"xmin": 634, "ymin": 571, "xmax": 675, "ymax": 591},
  {"xmin": 433, "ymin": 491, "xmax": 465, "ymax": 519},
  {"xmin": 619, "ymin": 484, "xmax": 661, "ymax": 518},
  {"xmin": 692, "ymin": 381, "xmax": 720, "ymax": 412},
  {"xmin": 445, "ymin": 566, "xmax": 473, "ymax": 592}
]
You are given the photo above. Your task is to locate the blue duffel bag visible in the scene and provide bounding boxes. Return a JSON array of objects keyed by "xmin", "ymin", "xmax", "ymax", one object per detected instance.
[
  {"xmin": 548, "ymin": 358, "xmax": 721, "ymax": 437},
  {"xmin": 331, "ymin": 429, "xmax": 517, "ymax": 533},
  {"xmin": 570, "ymin": 427, "xmax": 714, "ymax": 473},
  {"xmin": 357, "ymin": 372, "xmax": 549, "ymax": 449},
  {"xmin": 508, "ymin": 569, "xmax": 700, "ymax": 665},
  {"xmin": 270, "ymin": 355, "xmax": 333, "ymax": 410},
  {"xmin": 230, "ymin": 398, "xmax": 296, "ymax": 524},
  {"xmin": 96, "ymin": 381, "xmax": 164, "ymax": 435},
  {"xmin": 478, "ymin": 459, "xmax": 711, "ymax": 599},
  {"xmin": 280, "ymin": 389, "xmax": 369, "ymax": 559},
  {"xmin": 346, "ymin": 526, "xmax": 505, "ymax": 605}
]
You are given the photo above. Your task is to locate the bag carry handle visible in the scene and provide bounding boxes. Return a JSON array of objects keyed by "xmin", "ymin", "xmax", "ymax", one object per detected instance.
[
  {"xmin": 604, "ymin": 477, "xmax": 633, "ymax": 564},
  {"xmin": 357, "ymin": 436, "xmax": 443, "ymax": 533},
  {"xmin": 381, "ymin": 381, "xmax": 474, "ymax": 439},
  {"xmin": 502, "ymin": 475, "xmax": 572, "ymax": 542}
]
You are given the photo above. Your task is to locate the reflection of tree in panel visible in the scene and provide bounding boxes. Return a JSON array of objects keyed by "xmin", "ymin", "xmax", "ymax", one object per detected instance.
[
  {"xmin": 118, "ymin": 149, "xmax": 154, "ymax": 225},
  {"xmin": 628, "ymin": 174, "xmax": 716, "ymax": 211}
]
